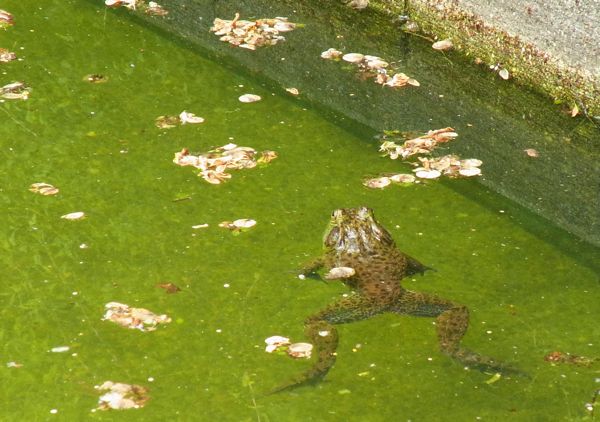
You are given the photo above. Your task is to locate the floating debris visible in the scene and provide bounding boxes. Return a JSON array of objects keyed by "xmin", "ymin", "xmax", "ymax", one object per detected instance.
[
  {"xmin": 61, "ymin": 211, "xmax": 85, "ymax": 220},
  {"xmin": 0, "ymin": 48, "xmax": 16, "ymax": 63},
  {"xmin": 84, "ymin": 74, "xmax": 108, "ymax": 84},
  {"xmin": 211, "ymin": 14, "xmax": 298, "ymax": 50},
  {"xmin": 585, "ymin": 389, "xmax": 600, "ymax": 416},
  {"xmin": 374, "ymin": 129, "xmax": 482, "ymax": 184},
  {"xmin": 265, "ymin": 335, "xmax": 313, "ymax": 359},
  {"xmin": 219, "ymin": 219, "xmax": 256, "ymax": 232},
  {"xmin": 381, "ymin": 72, "xmax": 420, "ymax": 88},
  {"xmin": 414, "ymin": 168, "xmax": 441, "ymax": 179},
  {"xmin": 29, "ymin": 182, "xmax": 59, "ymax": 196},
  {"xmin": 156, "ymin": 282, "xmax": 181, "ymax": 294},
  {"xmin": 380, "ymin": 127, "xmax": 458, "ymax": 159},
  {"xmin": 1, "ymin": 81, "xmax": 30, "ymax": 100},
  {"xmin": 544, "ymin": 351, "xmax": 597, "ymax": 366},
  {"xmin": 102, "ymin": 302, "xmax": 171, "ymax": 332},
  {"xmin": 432, "ymin": 39, "xmax": 453, "ymax": 51},
  {"xmin": 320, "ymin": 48, "xmax": 343, "ymax": 60},
  {"xmin": 104, "ymin": 0, "xmax": 167, "ymax": 15},
  {"xmin": 179, "ymin": 111, "xmax": 205, "ymax": 124},
  {"xmin": 191, "ymin": 223, "xmax": 209, "ymax": 229},
  {"xmin": 50, "ymin": 346, "xmax": 70, "ymax": 353},
  {"xmin": 498, "ymin": 68, "xmax": 510, "ymax": 80},
  {"xmin": 324, "ymin": 267, "xmax": 356, "ymax": 280},
  {"xmin": 6, "ymin": 361, "xmax": 23, "ymax": 368},
  {"xmin": 342, "ymin": 53, "xmax": 365, "ymax": 64},
  {"xmin": 95, "ymin": 381, "xmax": 149, "ymax": 410},
  {"xmin": 322, "ymin": 48, "xmax": 418, "ymax": 89},
  {"xmin": 364, "ymin": 173, "xmax": 417, "ymax": 189},
  {"xmin": 285, "ymin": 87, "xmax": 299, "ymax": 96},
  {"xmin": 155, "ymin": 115, "xmax": 179, "ymax": 129},
  {"xmin": 389, "ymin": 173, "xmax": 416, "ymax": 183},
  {"xmin": 287, "ymin": 343, "xmax": 313, "ymax": 359},
  {"xmin": 347, "ymin": 0, "xmax": 369, "ymax": 10},
  {"xmin": 363, "ymin": 176, "xmax": 391, "ymax": 189},
  {"xmin": 413, "ymin": 155, "xmax": 482, "ymax": 179},
  {"xmin": 238, "ymin": 94, "xmax": 262, "ymax": 103},
  {"xmin": 0, "ymin": 9, "xmax": 14, "ymax": 28},
  {"xmin": 484, "ymin": 373, "xmax": 502, "ymax": 385},
  {"xmin": 157, "ymin": 110, "xmax": 207, "ymax": 128},
  {"xmin": 571, "ymin": 104, "xmax": 580, "ymax": 117},
  {"xmin": 145, "ymin": 1, "xmax": 168, "ymax": 16},
  {"xmin": 265, "ymin": 335, "xmax": 290, "ymax": 353},
  {"xmin": 256, "ymin": 150, "xmax": 278, "ymax": 164},
  {"xmin": 173, "ymin": 144, "xmax": 277, "ymax": 184},
  {"xmin": 524, "ymin": 148, "xmax": 539, "ymax": 158},
  {"xmin": 104, "ymin": 0, "xmax": 139, "ymax": 10}
]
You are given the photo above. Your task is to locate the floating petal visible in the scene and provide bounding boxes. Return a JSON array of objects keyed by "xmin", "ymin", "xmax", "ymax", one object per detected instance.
[
  {"xmin": 432, "ymin": 39, "xmax": 453, "ymax": 51},
  {"xmin": 238, "ymin": 94, "xmax": 262, "ymax": 103}
]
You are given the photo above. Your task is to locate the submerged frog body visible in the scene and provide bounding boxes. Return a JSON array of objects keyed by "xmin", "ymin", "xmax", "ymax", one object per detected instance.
[{"xmin": 273, "ymin": 207, "xmax": 516, "ymax": 392}]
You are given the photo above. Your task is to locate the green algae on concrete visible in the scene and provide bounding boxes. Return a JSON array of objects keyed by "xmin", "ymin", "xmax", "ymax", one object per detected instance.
[{"xmin": 372, "ymin": 0, "xmax": 600, "ymax": 118}]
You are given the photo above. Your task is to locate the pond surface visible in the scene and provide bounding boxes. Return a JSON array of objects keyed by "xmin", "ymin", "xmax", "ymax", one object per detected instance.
[{"xmin": 1, "ymin": 1, "xmax": 598, "ymax": 421}]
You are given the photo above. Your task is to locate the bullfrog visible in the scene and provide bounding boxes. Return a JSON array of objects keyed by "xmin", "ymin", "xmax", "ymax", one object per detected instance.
[{"xmin": 273, "ymin": 206, "xmax": 516, "ymax": 392}]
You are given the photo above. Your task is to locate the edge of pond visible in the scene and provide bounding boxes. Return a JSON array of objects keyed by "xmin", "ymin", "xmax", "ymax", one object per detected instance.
[{"xmin": 101, "ymin": 2, "xmax": 600, "ymax": 273}]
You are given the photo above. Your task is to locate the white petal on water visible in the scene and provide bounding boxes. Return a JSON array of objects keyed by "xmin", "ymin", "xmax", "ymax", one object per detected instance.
[
  {"xmin": 363, "ymin": 177, "xmax": 391, "ymax": 189},
  {"xmin": 287, "ymin": 342, "xmax": 313, "ymax": 358},
  {"xmin": 325, "ymin": 267, "xmax": 356, "ymax": 280},
  {"xmin": 179, "ymin": 111, "xmax": 205, "ymax": 124},
  {"xmin": 265, "ymin": 335, "xmax": 290, "ymax": 345},
  {"xmin": 460, "ymin": 158, "xmax": 483, "ymax": 167},
  {"xmin": 458, "ymin": 167, "xmax": 481, "ymax": 177},
  {"xmin": 320, "ymin": 48, "xmax": 343, "ymax": 59},
  {"xmin": 232, "ymin": 219, "xmax": 256, "ymax": 229},
  {"xmin": 61, "ymin": 211, "xmax": 85, "ymax": 220},
  {"xmin": 342, "ymin": 53, "xmax": 365, "ymax": 63},
  {"xmin": 432, "ymin": 39, "xmax": 453, "ymax": 51},
  {"xmin": 238, "ymin": 94, "xmax": 262, "ymax": 103},
  {"xmin": 389, "ymin": 173, "xmax": 416, "ymax": 183},
  {"xmin": 415, "ymin": 169, "xmax": 441, "ymax": 179}
]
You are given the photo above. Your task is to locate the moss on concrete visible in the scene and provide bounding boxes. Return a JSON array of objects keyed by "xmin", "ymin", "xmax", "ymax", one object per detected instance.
[{"xmin": 372, "ymin": 0, "xmax": 600, "ymax": 118}]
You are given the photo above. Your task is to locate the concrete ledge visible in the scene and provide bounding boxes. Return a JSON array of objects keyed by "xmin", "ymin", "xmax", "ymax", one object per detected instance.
[{"xmin": 373, "ymin": 0, "xmax": 600, "ymax": 117}]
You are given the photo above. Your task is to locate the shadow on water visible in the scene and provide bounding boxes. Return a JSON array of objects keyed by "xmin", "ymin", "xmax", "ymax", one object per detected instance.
[{"xmin": 112, "ymin": 0, "xmax": 599, "ymax": 273}]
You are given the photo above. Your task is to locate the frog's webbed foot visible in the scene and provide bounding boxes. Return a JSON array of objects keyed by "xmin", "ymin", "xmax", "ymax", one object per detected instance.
[
  {"xmin": 392, "ymin": 290, "xmax": 525, "ymax": 376},
  {"xmin": 299, "ymin": 257, "xmax": 325, "ymax": 277},
  {"xmin": 404, "ymin": 254, "xmax": 435, "ymax": 277},
  {"xmin": 268, "ymin": 320, "xmax": 338, "ymax": 394},
  {"xmin": 448, "ymin": 348, "xmax": 527, "ymax": 377},
  {"xmin": 269, "ymin": 294, "xmax": 385, "ymax": 394}
]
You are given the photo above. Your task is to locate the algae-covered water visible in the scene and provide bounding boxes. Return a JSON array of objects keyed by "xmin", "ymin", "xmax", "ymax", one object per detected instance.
[{"xmin": 1, "ymin": 1, "xmax": 598, "ymax": 421}]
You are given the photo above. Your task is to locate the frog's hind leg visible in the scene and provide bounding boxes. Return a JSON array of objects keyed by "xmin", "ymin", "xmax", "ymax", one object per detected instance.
[
  {"xmin": 269, "ymin": 294, "xmax": 385, "ymax": 394},
  {"xmin": 391, "ymin": 290, "xmax": 517, "ymax": 374}
]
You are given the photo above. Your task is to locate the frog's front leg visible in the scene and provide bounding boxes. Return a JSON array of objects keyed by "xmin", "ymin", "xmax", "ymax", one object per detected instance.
[
  {"xmin": 299, "ymin": 256, "xmax": 325, "ymax": 275},
  {"xmin": 392, "ymin": 290, "xmax": 519, "ymax": 374},
  {"xmin": 270, "ymin": 294, "xmax": 386, "ymax": 393}
]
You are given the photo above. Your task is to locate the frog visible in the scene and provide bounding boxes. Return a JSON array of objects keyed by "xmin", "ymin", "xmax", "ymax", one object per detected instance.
[{"xmin": 272, "ymin": 206, "xmax": 518, "ymax": 392}]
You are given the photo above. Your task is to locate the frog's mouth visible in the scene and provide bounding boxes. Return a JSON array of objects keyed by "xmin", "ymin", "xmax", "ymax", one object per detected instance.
[
  {"xmin": 323, "ymin": 207, "xmax": 369, "ymax": 253},
  {"xmin": 323, "ymin": 207, "xmax": 394, "ymax": 253}
]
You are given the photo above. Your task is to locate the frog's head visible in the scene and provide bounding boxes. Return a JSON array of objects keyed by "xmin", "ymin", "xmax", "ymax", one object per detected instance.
[{"xmin": 323, "ymin": 206, "xmax": 394, "ymax": 254}]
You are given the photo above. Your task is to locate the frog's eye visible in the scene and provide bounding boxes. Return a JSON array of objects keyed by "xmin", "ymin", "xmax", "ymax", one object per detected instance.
[
  {"xmin": 324, "ymin": 227, "xmax": 340, "ymax": 246},
  {"xmin": 357, "ymin": 206, "xmax": 371, "ymax": 219}
]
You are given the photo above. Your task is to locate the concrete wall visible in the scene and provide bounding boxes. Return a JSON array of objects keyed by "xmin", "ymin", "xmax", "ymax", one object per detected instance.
[
  {"xmin": 455, "ymin": 0, "xmax": 599, "ymax": 79},
  {"xmin": 374, "ymin": 0, "xmax": 600, "ymax": 117}
]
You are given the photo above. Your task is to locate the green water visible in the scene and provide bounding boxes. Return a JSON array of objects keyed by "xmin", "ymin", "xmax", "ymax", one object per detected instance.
[{"xmin": 1, "ymin": 1, "xmax": 598, "ymax": 421}]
